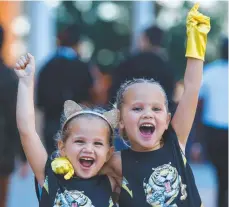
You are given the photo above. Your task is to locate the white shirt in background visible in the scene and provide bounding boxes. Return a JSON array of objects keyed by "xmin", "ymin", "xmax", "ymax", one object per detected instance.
[{"xmin": 199, "ymin": 60, "xmax": 228, "ymax": 129}]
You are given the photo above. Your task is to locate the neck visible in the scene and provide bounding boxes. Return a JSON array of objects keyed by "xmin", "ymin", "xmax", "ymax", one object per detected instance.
[{"xmin": 130, "ymin": 139, "xmax": 163, "ymax": 152}]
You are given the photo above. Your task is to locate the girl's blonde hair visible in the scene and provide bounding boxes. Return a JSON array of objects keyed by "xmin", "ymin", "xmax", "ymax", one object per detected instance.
[{"xmin": 115, "ymin": 78, "xmax": 169, "ymax": 111}]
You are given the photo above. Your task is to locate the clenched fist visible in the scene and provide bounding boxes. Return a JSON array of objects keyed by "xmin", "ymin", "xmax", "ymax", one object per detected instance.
[
  {"xmin": 185, "ymin": 3, "xmax": 211, "ymax": 61},
  {"xmin": 14, "ymin": 53, "xmax": 35, "ymax": 85}
]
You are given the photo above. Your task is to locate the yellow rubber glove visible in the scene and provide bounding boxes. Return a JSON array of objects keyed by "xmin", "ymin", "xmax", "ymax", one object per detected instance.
[
  {"xmin": 185, "ymin": 3, "xmax": 211, "ymax": 61},
  {"xmin": 51, "ymin": 157, "xmax": 74, "ymax": 180}
]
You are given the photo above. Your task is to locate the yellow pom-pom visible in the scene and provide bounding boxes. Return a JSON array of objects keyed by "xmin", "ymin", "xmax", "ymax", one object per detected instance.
[{"xmin": 51, "ymin": 157, "xmax": 74, "ymax": 180}]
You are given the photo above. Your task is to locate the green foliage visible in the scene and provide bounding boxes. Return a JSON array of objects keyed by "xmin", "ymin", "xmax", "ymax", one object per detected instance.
[
  {"xmin": 56, "ymin": 1, "xmax": 227, "ymax": 79},
  {"xmin": 161, "ymin": 1, "xmax": 228, "ymax": 80},
  {"xmin": 56, "ymin": 1, "xmax": 131, "ymax": 73}
]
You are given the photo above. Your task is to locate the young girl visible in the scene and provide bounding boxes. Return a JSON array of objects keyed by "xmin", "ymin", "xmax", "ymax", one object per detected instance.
[
  {"xmin": 53, "ymin": 3, "xmax": 210, "ymax": 207},
  {"xmin": 14, "ymin": 54, "xmax": 119, "ymax": 207},
  {"xmin": 110, "ymin": 4, "xmax": 210, "ymax": 207}
]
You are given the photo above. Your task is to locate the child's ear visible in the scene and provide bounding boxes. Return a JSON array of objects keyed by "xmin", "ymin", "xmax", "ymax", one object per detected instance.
[
  {"xmin": 106, "ymin": 146, "xmax": 114, "ymax": 162},
  {"xmin": 58, "ymin": 140, "xmax": 66, "ymax": 157},
  {"xmin": 166, "ymin": 113, "xmax": 171, "ymax": 129}
]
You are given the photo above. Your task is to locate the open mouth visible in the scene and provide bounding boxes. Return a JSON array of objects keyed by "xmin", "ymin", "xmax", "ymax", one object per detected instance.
[
  {"xmin": 79, "ymin": 157, "xmax": 95, "ymax": 168},
  {"xmin": 139, "ymin": 123, "xmax": 155, "ymax": 136}
]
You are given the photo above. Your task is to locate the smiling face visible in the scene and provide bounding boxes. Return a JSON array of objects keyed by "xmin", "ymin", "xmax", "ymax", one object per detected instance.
[
  {"xmin": 59, "ymin": 115, "xmax": 113, "ymax": 179},
  {"xmin": 119, "ymin": 82, "xmax": 171, "ymax": 152}
]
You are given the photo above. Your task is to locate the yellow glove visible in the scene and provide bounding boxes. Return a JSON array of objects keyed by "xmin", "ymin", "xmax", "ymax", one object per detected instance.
[
  {"xmin": 185, "ymin": 3, "xmax": 211, "ymax": 61},
  {"xmin": 51, "ymin": 157, "xmax": 74, "ymax": 180}
]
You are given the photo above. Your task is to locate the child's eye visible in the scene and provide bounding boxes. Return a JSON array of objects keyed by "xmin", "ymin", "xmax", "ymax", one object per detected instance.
[
  {"xmin": 94, "ymin": 142, "xmax": 103, "ymax": 146},
  {"xmin": 152, "ymin": 107, "xmax": 161, "ymax": 112},
  {"xmin": 132, "ymin": 107, "xmax": 142, "ymax": 111},
  {"xmin": 75, "ymin": 140, "xmax": 84, "ymax": 144}
]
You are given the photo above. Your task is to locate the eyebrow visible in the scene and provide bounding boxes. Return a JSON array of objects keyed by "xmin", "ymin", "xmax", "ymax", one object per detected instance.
[
  {"xmin": 71, "ymin": 136, "xmax": 85, "ymax": 140},
  {"xmin": 71, "ymin": 136, "xmax": 106, "ymax": 142},
  {"xmin": 130, "ymin": 101, "xmax": 163, "ymax": 105},
  {"xmin": 93, "ymin": 138, "xmax": 106, "ymax": 143}
]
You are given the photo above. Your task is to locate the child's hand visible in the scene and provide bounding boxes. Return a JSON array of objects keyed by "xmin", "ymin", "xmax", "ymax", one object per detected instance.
[
  {"xmin": 14, "ymin": 53, "xmax": 35, "ymax": 80},
  {"xmin": 51, "ymin": 157, "xmax": 74, "ymax": 180},
  {"xmin": 185, "ymin": 3, "xmax": 211, "ymax": 61}
]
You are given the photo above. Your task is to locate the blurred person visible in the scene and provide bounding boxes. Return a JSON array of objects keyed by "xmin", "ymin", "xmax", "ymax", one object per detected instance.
[
  {"xmin": 109, "ymin": 25, "xmax": 175, "ymax": 110},
  {"xmin": 138, "ymin": 25, "xmax": 168, "ymax": 61},
  {"xmin": 196, "ymin": 37, "xmax": 228, "ymax": 207},
  {"xmin": 0, "ymin": 25, "xmax": 28, "ymax": 207},
  {"xmin": 37, "ymin": 24, "xmax": 93, "ymax": 155}
]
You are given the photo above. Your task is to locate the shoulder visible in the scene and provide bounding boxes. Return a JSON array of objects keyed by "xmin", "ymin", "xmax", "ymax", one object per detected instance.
[
  {"xmin": 102, "ymin": 151, "xmax": 122, "ymax": 179},
  {"xmin": 110, "ymin": 151, "xmax": 122, "ymax": 167},
  {"xmin": 165, "ymin": 125, "xmax": 186, "ymax": 153},
  {"xmin": 109, "ymin": 151, "xmax": 122, "ymax": 171}
]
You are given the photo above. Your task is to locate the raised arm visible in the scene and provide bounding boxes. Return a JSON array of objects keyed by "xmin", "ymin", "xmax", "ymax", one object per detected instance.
[
  {"xmin": 15, "ymin": 54, "xmax": 47, "ymax": 185},
  {"xmin": 171, "ymin": 4, "xmax": 211, "ymax": 149}
]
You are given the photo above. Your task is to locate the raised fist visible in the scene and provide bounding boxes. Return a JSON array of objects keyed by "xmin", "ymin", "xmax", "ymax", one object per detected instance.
[
  {"xmin": 14, "ymin": 53, "xmax": 35, "ymax": 79},
  {"xmin": 185, "ymin": 3, "xmax": 211, "ymax": 60}
]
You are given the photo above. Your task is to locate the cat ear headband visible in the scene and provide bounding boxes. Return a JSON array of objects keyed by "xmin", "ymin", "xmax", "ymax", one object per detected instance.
[{"xmin": 63, "ymin": 100, "xmax": 120, "ymax": 131}]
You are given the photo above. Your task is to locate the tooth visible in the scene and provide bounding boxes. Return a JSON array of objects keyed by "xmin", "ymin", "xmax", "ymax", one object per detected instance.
[
  {"xmin": 82, "ymin": 158, "xmax": 93, "ymax": 160},
  {"xmin": 142, "ymin": 124, "xmax": 153, "ymax": 127}
]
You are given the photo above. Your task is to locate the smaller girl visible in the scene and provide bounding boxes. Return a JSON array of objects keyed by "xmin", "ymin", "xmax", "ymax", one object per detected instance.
[{"xmin": 14, "ymin": 54, "xmax": 119, "ymax": 207}]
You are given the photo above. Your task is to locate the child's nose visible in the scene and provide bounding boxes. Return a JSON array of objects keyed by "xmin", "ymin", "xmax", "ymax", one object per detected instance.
[
  {"xmin": 82, "ymin": 145, "xmax": 94, "ymax": 154},
  {"xmin": 142, "ymin": 110, "xmax": 153, "ymax": 119}
]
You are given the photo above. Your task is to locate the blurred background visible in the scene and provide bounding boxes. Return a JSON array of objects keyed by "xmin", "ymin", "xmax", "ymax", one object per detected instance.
[{"xmin": 0, "ymin": 1, "xmax": 227, "ymax": 207}]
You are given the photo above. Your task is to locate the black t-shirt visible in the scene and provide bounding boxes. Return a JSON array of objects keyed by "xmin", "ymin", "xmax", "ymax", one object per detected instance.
[
  {"xmin": 38, "ymin": 159, "xmax": 117, "ymax": 207},
  {"xmin": 119, "ymin": 125, "xmax": 202, "ymax": 207}
]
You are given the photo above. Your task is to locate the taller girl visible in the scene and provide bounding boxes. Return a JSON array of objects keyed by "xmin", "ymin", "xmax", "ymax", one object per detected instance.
[{"xmin": 104, "ymin": 3, "xmax": 210, "ymax": 207}]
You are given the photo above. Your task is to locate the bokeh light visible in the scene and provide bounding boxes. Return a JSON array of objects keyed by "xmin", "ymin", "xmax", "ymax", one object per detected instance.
[
  {"xmin": 74, "ymin": 1, "xmax": 92, "ymax": 13},
  {"xmin": 97, "ymin": 2, "xmax": 120, "ymax": 22},
  {"xmin": 97, "ymin": 49, "xmax": 115, "ymax": 66},
  {"xmin": 44, "ymin": 0, "xmax": 62, "ymax": 8},
  {"xmin": 79, "ymin": 38, "xmax": 95, "ymax": 61},
  {"xmin": 156, "ymin": 0, "xmax": 183, "ymax": 9},
  {"xmin": 11, "ymin": 16, "xmax": 30, "ymax": 36}
]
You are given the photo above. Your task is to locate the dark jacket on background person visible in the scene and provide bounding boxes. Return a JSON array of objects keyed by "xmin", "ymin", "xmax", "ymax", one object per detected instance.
[{"xmin": 0, "ymin": 58, "xmax": 26, "ymax": 176}]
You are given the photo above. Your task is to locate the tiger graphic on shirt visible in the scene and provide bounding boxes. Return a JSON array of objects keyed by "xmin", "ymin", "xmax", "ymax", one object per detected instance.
[{"xmin": 143, "ymin": 162, "xmax": 187, "ymax": 207}]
